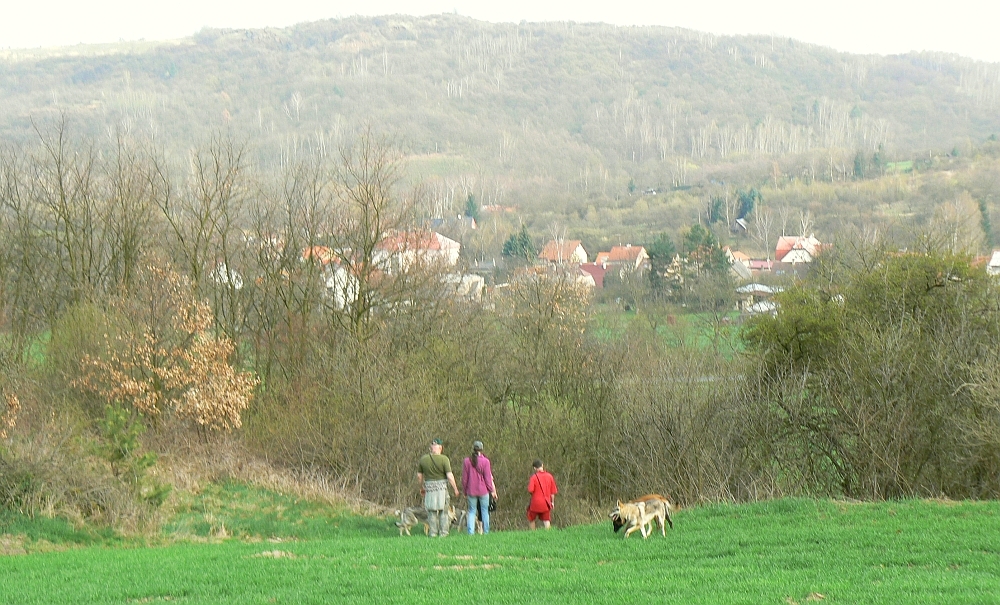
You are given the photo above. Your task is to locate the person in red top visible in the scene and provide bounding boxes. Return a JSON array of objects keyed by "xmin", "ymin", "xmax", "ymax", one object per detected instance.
[{"xmin": 527, "ymin": 459, "xmax": 558, "ymax": 530}]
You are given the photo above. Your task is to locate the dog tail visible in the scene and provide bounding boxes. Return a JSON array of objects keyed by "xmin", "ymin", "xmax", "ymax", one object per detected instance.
[{"xmin": 663, "ymin": 499, "xmax": 674, "ymax": 530}]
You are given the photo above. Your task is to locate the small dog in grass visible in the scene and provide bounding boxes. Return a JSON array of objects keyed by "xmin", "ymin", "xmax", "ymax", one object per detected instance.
[
  {"xmin": 610, "ymin": 494, "xmax": 674, "ymax": 538},
  {"xmin": 453, "ymin": 508, "xmax": 484, "ymax": 534},
  {"xmin": 394, "ymin": 505, "xmax": 459, "ymax": 536},
  {"xmin": 453, "ymin": 508, "xmax": 485, "ymax": 534}
]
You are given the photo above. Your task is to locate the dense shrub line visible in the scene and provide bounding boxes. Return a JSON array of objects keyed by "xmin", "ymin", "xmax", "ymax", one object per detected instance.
[{"xmin": 3, "ymin": 126, "xmax": 1000, "ymax": 532}]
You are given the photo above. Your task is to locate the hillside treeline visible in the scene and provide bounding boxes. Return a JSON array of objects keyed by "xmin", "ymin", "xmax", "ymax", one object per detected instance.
[
  {"xmin": 2, "ymin": 15, "xmax": 1000, "ymax": 257},
  {"xmin": 3, "ymin": 125, "xmax": 1000, "ymax": 531}
]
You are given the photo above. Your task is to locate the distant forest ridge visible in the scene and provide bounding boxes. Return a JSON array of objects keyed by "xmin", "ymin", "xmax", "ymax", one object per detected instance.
[{"xmin": 1, "ymin": 14, "xmax": 998, "ymax": 219}]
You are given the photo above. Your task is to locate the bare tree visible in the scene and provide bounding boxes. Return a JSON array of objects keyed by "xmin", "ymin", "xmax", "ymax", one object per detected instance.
[
  {"xmin": 751, "ymin": 207, "xmax": 775, "ymax": 260},
  {"xmin": 33, "ymin": 117, "xmax": 108, "ymax": 307},
  {"xmin": 547, "ymin": 222, "xmax": 568, "ymax": 263},
  {"xmin": 724, "ymin": 188, "xmax": 740, "ymax": 230},
  {"xmin": 798, "ymin": 209, "xmax": 814, "ymax": 237},
  {"xmin": 156, "ymin": 132, "xmax": 247, "ymax": 297},
  {"xmin": 0, "ymin": 118, "xmax": 160, "ymax": 339},
  {"xmin": 777, "ymin": 205, "xmax": 793, "ymax": 237},
  {"xmin": 104, "ymin": 130, "xmax": 159, "ymax": 292},
  {"xmin": 245, "ymin": 153, "xmax": 334, "ymax": 379},
  {"xmin": 326, "ymin": 129, "xmax": 417, "ymax": 341},
  {"xmin": 0, "ymin": 145, "xmax": 48, "ymax": 354}
]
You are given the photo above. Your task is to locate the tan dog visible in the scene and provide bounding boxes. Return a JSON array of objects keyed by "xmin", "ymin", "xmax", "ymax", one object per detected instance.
[
  {"xmin": 610, "ymin": 494, "xmax": 674, "ymax": 537},
  {"xmin": 637, "ymin": 496, "xmax": 673, "ymax": 537},
  {"xmin": 612, "ymin": 500, "xmax": 655, "ymax": 538},
  {"xmin": 394, "ymin": 505, "xmax": 458, "ymax": 536}
]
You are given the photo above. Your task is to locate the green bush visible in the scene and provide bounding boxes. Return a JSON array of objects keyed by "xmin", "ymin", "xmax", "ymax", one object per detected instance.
[
  {"xmin": 743, "ymin": 245, "xmax": 1000, "ymax": 498},
  {"xmin": 98, "ymin": 405, "xmax": 171, "ymax": 508}
]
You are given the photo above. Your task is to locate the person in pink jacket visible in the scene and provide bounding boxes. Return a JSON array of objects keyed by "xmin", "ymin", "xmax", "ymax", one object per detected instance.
[{"xmin": 462, "ymin": 440, "xmax": 498, "ymax": 534}]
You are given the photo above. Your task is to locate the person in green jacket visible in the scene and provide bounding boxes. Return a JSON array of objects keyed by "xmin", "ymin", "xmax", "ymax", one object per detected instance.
[{"xmin": 417, "ymin": 438, "xmax": 460, "ymax": 537}]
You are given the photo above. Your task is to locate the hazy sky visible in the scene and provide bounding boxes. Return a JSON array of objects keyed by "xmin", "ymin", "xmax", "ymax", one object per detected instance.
[{"xmin": 4, "ymin": 0, "xmax": 999, "ymax": 63}]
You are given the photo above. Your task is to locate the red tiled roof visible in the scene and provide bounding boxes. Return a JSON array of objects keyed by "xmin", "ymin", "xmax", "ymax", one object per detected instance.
[
  {"xmin": 775, "ymin": 235, "xmax": 822, "ymax": 262},
  {"xmin": 595, "ymin": 245, "xmax": 648, "ymax": 267},
  {"xmin": 539, "ymin": 239, "xmax": 585, "ymax": 263},
  {"xmin": 775, "ymin": 237, "xmax": 797, "ymax": 262},
  {"xmin": 605, "ymin": 245, "xmax": 647, "ymax": 263},
  {"xmin": 302, "ymin": 246, "xmax": 338, "ymax": 265},
  {"xmin": 580, "ymin": 263, "xmax": 607, "ymax": 288}
]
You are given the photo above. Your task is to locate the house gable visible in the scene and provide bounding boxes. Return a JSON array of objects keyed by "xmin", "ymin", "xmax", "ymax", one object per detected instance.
[
  {"xmin": 775, "ymin": 235, "xmax": 822, "ymax": 262},
  {"xmin": 539, "ymin": 239, "xmax": 588, "ymax": 264}
]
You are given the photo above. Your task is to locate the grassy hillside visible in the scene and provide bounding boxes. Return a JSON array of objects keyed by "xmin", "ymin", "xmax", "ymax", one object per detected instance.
[{"xmin": 2, "ymin": 494, "xmax": 998, "ymax": 603}]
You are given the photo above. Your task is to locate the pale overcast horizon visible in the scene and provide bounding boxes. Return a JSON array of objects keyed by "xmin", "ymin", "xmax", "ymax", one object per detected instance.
[{"xmin": 4, "ymin": 0, "xmax": 1000, "ymax": 63}]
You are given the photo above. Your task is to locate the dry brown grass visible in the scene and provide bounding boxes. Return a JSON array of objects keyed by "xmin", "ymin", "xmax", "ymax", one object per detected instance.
[
  {"xmin": 149, "ymin": 428, "xmax": 391, "ymax": 517},
  {"xmin": 0, "ymin": 534, "xmax": 28, "ymax": 555},
  {"xmin": 1, "ymin": 427, "xmax": 154, "ymax": 533}
]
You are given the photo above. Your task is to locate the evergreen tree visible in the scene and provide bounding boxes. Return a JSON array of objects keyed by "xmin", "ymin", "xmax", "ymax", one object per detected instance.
[
  {"xmin": 709, "ymin": 196, "xmax": 724, "ymax": 224},
  {"xmin": 737, "ymin": 188, "xmax": 761, "ymax": 220},
  {"xmin": 502, "ymin": 224, "xmax": 536, "ymax": 261},
  {"xmin": 647, "ymin": 232, "xmax": 677, "ymax": 296},
  {"xmin": 980, "ymin": 198, "xmax": 993, "ymax": 248},
  {"xmin": 464, "ymin": 193, "xmax": 480, "ymax": 222},
  {"xmin": 683, "ymin": 224, "xmax": 717, "ymax": 254},
  {"xmin": 872, "ymin": 145, "xmax": 885, "ymax": 177},
  {"xmin": 683, "ymin": 224, "xmax": 729, "ymax": 276},
  {"xmin": 853, "ymin": 151, "xmax": 867, "ymax": 179}
]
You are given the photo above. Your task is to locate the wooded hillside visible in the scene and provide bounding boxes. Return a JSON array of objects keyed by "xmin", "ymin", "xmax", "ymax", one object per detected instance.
[{"xmin": 2, "ymin": 15, "xmax": 998, "ymax": 254}]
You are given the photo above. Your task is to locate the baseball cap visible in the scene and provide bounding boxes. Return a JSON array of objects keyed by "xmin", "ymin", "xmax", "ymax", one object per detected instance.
[
  {"xmin": 431, "ymin": 438, "xmax": 443, "ymax": 445},
  {"xmin": 472, "ymin": 440, "xmax": 483, "ymax": 451}
]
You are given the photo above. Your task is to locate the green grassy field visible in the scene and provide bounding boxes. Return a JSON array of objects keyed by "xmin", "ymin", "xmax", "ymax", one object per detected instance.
[
  {"xmin": 590, "ymin": 306, "xmax": 744, "ymax": 353},
  {"xmin": 3, "ymin": 496, "xmax": 999, "ymax": 604}
]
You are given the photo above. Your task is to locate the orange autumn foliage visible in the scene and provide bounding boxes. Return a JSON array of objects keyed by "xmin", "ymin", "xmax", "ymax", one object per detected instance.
[
  {"xmin": 0, "ymin": 393, "xmax": 18, "ymax": 439},
  {"xmin": 75, "ymin": 265, "xmax": 259, "ymax": 431}
]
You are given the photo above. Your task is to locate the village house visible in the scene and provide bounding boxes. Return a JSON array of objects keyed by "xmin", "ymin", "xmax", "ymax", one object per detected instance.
[
  {"xmin": 987, "ymin": 250, "xmax": 1000, "ymax": 276},
  {"xmin": 575, "ymin": 266, "xmax": 597, "ymax": 288},
  {"xmin": 743, "ymin": 235, "xmax": 826, "ymax": 279},
  {"xmin": 736, "ymin": 282, "xmax": 782, "ymax": 314},
  {"xmin": 539, "ymin": 239, "xmax": 588, "ymax": 265},
  {"xmin": 444, "ymin": 273, "xmax": 486, "ymax": 301},
  {"xmin": 303, "ymin": 231, "xmax": 464, "ymax": 310},
  {"xmin": 775, "ymin": 234, "xmax": 823, "ymax": 264},
  {"xmin": 512, "ymin": 264, "xmax": 596, "ymax": 289},
  {"xmin": 725, "ymin": 248, "xmax": 751, "ymax": 270},
  {"xmin": 724, "ymin": 247, "xmax": 753, "ymax": 281},
  {"xmin": 749, "ymin": 259, "xmax": 773, "ymax": 273},
  {"xmin": 302, "ymin": 245, "xmax": 358, "ymax": 311},
  {"xmin": 594, "ymin": 244, "xmax": 650, "ymax": 271},
  {"xmin": 749, "ymin": 258, "xmax": 810, "ymax": 279},
  {"xmin": 209, "ymin": 261, "xmax": 245, "ymax": 290},
  {"xmin": 375, "ymin": 230, "xmax": 461, "ymax": 273}
]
